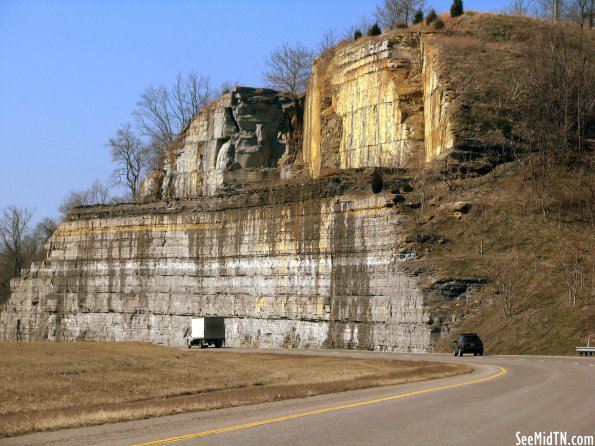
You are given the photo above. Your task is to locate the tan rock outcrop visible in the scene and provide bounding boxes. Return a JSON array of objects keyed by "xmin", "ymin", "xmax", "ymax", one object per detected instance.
[
  {"xmin": 303, "ymin": 33, "xmax": 453, "ymax": 178},
  {"xmin": 422, "ymin": 36, "xmax": 454, "ymax": 162},
  {"xmin": 148, "ymin": 87, "xmax": 300, "ymax": 198}
]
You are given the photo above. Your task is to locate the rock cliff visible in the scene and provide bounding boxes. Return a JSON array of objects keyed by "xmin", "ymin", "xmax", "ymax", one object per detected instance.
[
  {"xmin": 303, "ymin": 34, "xmax": 453, "ymax": 178},
  {"xmin": 1, "ymin": 176, "xmax": 430, "ymax": 350},
  {"xmin": 1, "ymin": 29, "xmax": 476, "ymax": 351}
]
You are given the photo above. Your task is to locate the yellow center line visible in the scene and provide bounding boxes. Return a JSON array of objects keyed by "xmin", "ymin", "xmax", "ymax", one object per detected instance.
[{"xmin": 133, "ymin": 365, "xmax": 507, "ymax": 446}]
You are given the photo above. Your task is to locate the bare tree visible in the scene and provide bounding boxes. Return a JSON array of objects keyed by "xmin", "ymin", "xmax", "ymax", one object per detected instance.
[
  {"xmin": 25, "ymin": 217, "xmax": 58, "ymax": 263},
  {"xmin": 134, "ymin": 72, "xmax": 212, "ymax": 169},
  {"xmin": 412, "ymin": 165, "xmax": 432, "ymax": 212},
  {"xmin": 59, "ymin": 191, "xmax": 88, "ymax": 217},
  {"xmin": 375, "ymin": 0, "xmax": 427, "ymax": 28},
  {"xmin": 466, "ymin": 204, "xmax": 491, "ymax": 254},
  {"xmin": 499, "ymin": 1, "xmax": 593, "ymax": 25},
  {"xmin": 437, "ymin": 157, "xmax": 459, "ymax": 191},
  {"xmin": 169, "ymin": 73, "xmax": 212, "ymax": 134},
  {"xmin": 32, "ymin": 218, "xmax": 57, "ymax": 247},
  {"xmin": 0, "ymin": 209, "xmax": 58, "ymax": 303},
  {"xmin": 535, "ymin": 0, "xmax": 566, "ymax": 19},
  {"xmin": 107, "ymin": 123, "xmax": 147, "ymax": 200},
  {"xmin": 59, "ymin": 179, "xmax": 110, "ymax": 217},
  {"xmin": 218, "ymin": 80, "xmax": 240, "ymax": 95},
  {"xmin": 0, "ymin": 206, "xmax": 34, "ymax": 277},
  {"xmin": 318, "ymin": 29, "xmax": 338, "ymax": 55},
  {"xmin": 567, "ymin": 0, "xmax": 594, "ymax": 26},
  {"xmin": 87, "ymin": 179, "xmax": 110, "ymax": 204},
  {"xmin": 504, "ymin": 0, "xmax": 534, "ymax": 15},
  {"xmin": 493, "ymin": 251, "xmax": 522, "ymax": 318},
  {"xmin": 262, "ymin": 42, "xmax": 314, "ymax": 95},
  {"xmin": 516, "ymin": 25, "xmax": 594, "ymax": 220},
  {"xmin": 562, "ymin": 243, "xmax": 588, "ymax": 305}
]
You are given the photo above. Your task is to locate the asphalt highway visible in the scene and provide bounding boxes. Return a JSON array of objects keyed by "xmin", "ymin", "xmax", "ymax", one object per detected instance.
[{"xmin": 4, "ymin": 350, "xmax": 594, "ymax": 446}]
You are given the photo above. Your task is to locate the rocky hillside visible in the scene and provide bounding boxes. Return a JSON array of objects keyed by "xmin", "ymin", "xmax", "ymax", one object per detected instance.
[{"xmin": 1, "ymin": 13, "xmax": 592, "ymax": 354}]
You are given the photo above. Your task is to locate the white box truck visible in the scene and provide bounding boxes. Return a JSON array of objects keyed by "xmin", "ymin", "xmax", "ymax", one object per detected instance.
[{"xmin": 186, "ymin": 317, "xmax": 225, "ymax": 348}]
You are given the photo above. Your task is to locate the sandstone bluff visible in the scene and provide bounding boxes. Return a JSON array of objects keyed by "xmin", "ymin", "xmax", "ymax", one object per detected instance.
[{"xmin": 1, "ymin": 32, "xmax": 479, "ymax": 351}]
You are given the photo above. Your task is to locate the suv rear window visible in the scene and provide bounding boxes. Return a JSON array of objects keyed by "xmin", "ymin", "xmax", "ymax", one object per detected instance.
[{"xmin": 462, "ymin": 335, "xmax": 481, "ymax": 342}]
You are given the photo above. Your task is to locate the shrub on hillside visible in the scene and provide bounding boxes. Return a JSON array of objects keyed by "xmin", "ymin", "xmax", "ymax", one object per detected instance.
[
  {"xmin": 371, "ymin": 170, "xmax": 384, "ymax": 194},
  {"xmin": 426, "ymin": 9, "xmax": 437, "ymax": 25},
  {"xmin": 434, "ymin": 18, "xmax": 445, "ymax": 29},
  {"xmin": 354, "ymin": 29, "xmax": 363, "ymax": 40},
  {"xmin": 367, "ymin": 23, "xmax": 382, "ymax": 36}
]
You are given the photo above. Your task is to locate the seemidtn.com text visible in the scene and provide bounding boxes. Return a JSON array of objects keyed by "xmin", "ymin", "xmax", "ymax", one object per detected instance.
[{"xmin": 516, "ymin": 432, "xmax": 594, "ymax": 446}]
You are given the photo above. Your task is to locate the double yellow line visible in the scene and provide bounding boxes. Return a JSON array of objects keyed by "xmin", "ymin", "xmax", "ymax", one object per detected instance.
[{"xmin": 134, "ymin": 365, "xmax": 507, "ymax": 445}]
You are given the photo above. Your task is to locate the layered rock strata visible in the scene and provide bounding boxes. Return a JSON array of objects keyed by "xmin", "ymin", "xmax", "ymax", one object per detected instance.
[
  {"xmin": 303, "ymin": 34, "xmax": 453, "ymax": 178},
  {"xmin": 0, "ymin": 178, "xmax": 430, "ymax": 351},
  {"xmin": 146, "ymin": 34, "xmax": 455, "ymax": 200}
]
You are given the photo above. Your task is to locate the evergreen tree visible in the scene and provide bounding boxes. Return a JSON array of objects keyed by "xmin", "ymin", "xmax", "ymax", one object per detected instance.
[
  {"xmin": 413, "ymin": 9, "xmax": 424, "ymax": 24},
  {"xmin": 367, "ymin": 23, "xmax": 382, "ymax": 36},
  {"xmin": 426, "ymin": 9, "xmax": 437, "ymax": 24},
  {"xmin": 354, "ymin": 29, "xmax": 363, "ymax": 40},
  {"xmin": 450, "ymin": 0, "xmax": 464, "ymax": 17}
]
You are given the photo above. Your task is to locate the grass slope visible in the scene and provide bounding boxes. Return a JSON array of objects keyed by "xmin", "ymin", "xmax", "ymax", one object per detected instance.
[
  {"xmin": 392, "ymin": 160, "xmax": 593, "ymax": 355},
  {"xmin": 0, "ymin": 342, "xmax": 470, "ymax": 437}
]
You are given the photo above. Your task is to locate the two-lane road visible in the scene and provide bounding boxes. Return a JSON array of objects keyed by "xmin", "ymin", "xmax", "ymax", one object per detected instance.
[{"xmin": 4, "ymin": 351, "xmax": 594, "ymax": 446}]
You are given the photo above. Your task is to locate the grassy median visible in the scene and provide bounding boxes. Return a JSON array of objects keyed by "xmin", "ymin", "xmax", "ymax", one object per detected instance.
[{"xmin": 0, "ymin": 342, "xmax": 470, "ymax": 437}]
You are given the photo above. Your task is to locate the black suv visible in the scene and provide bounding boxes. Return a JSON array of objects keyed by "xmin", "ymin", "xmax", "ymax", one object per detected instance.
[{"xmin": 453, "ymin": 333, "xmax": 484, "ymax": 356}]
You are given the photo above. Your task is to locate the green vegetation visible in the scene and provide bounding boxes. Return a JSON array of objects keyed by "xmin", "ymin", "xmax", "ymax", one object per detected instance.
[
  {"xmin": 426, "ymin": 9, "xmax": 437, "ymax": 25},
  {"xmin": 354, "ymin": 29, "xmax": 363, "ymax": 40},
  {"xmin": 367, "ymin": 23, "xmax": 382, "ymax": 36},
  {"xmin": 450, "ymin": 0, "xmax": 464, "ymax": 17},
  {"xmin": 413, "ymin": 9, "xmax": 424, "ymax": 25}
]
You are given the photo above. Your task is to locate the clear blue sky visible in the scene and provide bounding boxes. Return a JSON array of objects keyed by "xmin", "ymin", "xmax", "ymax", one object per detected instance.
[{"xmin": 0, "ymin": 0, "xmax": 509, "ymax": 225}]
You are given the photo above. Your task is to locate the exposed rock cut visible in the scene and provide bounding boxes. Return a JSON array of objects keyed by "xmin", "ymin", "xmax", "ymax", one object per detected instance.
[
  {"xmin": 1, "ymin": 176, "xmax": 430, "ymax": 351},
  {"xmin": 0, "ymin": 29, "xmax": 500, "ymax": 352},
  {"xmin": 303, "ymin": 34, "xmax": 453, "ymax": 178}
]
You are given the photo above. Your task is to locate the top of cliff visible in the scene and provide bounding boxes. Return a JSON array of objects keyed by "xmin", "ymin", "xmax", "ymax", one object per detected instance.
[{"xmin": 142, "ymin": 13, "xmax": 592, "ymax": 202}]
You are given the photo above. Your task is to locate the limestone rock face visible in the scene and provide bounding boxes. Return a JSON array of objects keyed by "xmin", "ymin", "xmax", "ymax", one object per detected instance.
[
  {"xmin": 153, "ymin": 87, "xmax": 300, "ymax": 198},
  {"xmin": 0, "ymin": 180, "xmax": 430, "ymax": 351},
  {"xmin": 303, "ymin": 34, "xmax": 454, "ymax": 178},
  {"xmin": 422, "ymin": 36, "xmax": 454, "ymax": 162},
  {"xmin": 0, "ymin": 33, "xmax": 468, "ymax": 353}
]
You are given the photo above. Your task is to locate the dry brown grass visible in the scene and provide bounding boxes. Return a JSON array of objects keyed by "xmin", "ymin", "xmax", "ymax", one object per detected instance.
[
  {"xmin": 400, "ymin": 159, "xmax": 594, "ymax": 355},
  {"xmin": 0, "ymin": 342, "xmax": 470, "ymax": 437}
]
